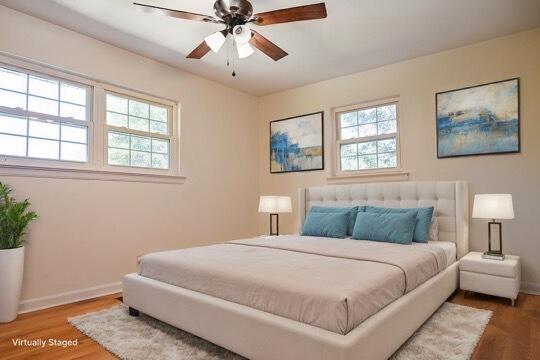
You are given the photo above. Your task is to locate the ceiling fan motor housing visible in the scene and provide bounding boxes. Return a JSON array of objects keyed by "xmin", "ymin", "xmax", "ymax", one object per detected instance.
[{"xmin": 214, "ymin": 0, "xmax": 253, "ymax": 27}]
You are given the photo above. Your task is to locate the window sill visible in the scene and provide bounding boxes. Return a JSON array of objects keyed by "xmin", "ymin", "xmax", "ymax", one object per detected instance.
[
  {"xmin": 327, "ymin": 170, "xmax": 409, "ymax": 183},
  {"xmin": 0, "ymin": 164, "xmax": 186, "ymax": 184}
]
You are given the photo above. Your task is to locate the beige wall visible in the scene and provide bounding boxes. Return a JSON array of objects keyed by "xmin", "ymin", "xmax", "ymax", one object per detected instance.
[
  {"xmin": 257, "ymin": 28, "xmax": 540, "ymax": 292},
  {"xmin": 0, "ymin": 6, "xmax": 260, "ymax": 302}
]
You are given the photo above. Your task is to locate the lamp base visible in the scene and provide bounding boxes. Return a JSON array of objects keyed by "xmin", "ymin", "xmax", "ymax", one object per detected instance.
[
  {"xmin": 482, "ymin": 251, "xmax": 505, "ymax": 261},
  {"xmin": 269, "ymin": 213, "xmax": 279, "ymax": 236}
]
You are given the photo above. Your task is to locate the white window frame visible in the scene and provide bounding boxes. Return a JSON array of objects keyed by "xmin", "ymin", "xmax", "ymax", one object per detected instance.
[
  {"xmin": 99, "ymin": 85, "xmax": 179, "ymax": 176},
  {"xmin": 0, "ymin": 54, "xmax": 183, "ymax": 184},
  {"xmin": 332, "ymin": 97, "xmax": 402, "ymax": 177},
  {"xmin": 0, "ymin": 60, "xmax": 94, "ymax": 170}
]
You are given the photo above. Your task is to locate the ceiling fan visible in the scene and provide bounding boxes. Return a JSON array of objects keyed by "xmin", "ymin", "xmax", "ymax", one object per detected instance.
[{"xmin": 133, "ymin": 1, "xmax": 327, "ymax": 62}]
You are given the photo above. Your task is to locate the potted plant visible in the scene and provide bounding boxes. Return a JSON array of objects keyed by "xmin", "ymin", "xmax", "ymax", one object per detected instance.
[{"xmin": 0, "ymin": 182, "xmax": 37, "ymax": 323}]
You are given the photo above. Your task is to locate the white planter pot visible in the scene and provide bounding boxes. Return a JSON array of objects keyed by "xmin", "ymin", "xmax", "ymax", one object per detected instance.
[{"xmin": 0, "ymin": 246, "xmax": 25, "ymax": 323}]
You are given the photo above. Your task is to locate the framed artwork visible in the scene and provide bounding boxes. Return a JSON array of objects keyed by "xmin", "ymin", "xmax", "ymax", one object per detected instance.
[
  {"xmin": 270, "ymin": 111, "xmax": 324, "ymax": 173},
  {"xmin": 436, "ymin": 78, "xmax": 520, "ymax": 158}
]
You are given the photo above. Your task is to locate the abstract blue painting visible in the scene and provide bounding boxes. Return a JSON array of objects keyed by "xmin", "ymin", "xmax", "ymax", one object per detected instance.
[
  {"xmin": 437, "ymin": 79, "xmax": 520, "ymax": 158},
  {"xmin": 270, "ymin": 112, "xmax": 324, "ymax": 173}
]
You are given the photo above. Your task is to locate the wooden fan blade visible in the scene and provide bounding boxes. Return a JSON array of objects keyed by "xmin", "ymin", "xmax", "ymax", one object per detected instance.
[
  {"xmin": 249, "ymin": 30, "xmax": 288, "ymax": 61},
  {"xmin": 187, "ymin": 41, "xmax": 211, "ymax": 59},
  {"xmin": 134, "ymin": 2, "xmax": 218, "ymax": 23},
  {"xmin": 187, "ymin": 30, "xmax": 228, "ymax": 59},
  {"xmin": 253, "ymin": 3, "xmax": 327, "ymax": 26}
]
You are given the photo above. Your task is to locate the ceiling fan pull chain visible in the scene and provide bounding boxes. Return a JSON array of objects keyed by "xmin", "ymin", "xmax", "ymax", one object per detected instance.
[{"xmin": 232, "ymin": 39, "xmax": 237, "ymax": 77}]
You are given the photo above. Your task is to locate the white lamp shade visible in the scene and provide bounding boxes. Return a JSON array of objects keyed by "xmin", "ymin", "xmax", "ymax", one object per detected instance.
[
  {"xmin": 472, "ymin": 194, "xmax": 514, "ymax": 219},
  {"xmin": 233, "ymin": 25, "xmax": 251, "ymax": 45},
  {"xmin": 258, "ymin": 196, "xmax": 292, "ymax": 213},
  {"xmin": 236, "ymin": 42, "xmax": 255, "ymax": 59},
  {"xmin": 204, "ymin": 31, "xmax": 226, "ymax": 53}
]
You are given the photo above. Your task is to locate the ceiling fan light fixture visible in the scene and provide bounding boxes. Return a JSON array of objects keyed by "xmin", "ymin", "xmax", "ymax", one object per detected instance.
[
  {"xmin": 233, "ymin": 25, "xmax": 251, "ymax": 45},
  {"xmin": 204, "ymin": 31, "xmax": 226, "ymax": 53},
  {"xmin": 236, "ymin": 42, "xmax": 255, "ymax": 58}
]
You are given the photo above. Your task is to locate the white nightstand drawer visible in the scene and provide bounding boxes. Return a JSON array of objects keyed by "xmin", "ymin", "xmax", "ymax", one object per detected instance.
[
  {"xmin": 461, "ymin": 271, "xmax": 520, "ymax": 300},
  {"xmin": 460, "ymin": 252, "xmax": 519, "ymax": 278}
]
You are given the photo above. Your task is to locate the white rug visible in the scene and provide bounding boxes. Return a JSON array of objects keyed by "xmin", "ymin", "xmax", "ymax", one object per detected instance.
[{"xmin": 69, "ymin": 302, "xmax": 492, "ymax": 360}]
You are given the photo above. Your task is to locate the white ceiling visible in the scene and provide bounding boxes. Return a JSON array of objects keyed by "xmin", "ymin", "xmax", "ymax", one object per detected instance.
[{"xmin": 2, "ymin": 0, "xmax": 540, "ymax": 96}]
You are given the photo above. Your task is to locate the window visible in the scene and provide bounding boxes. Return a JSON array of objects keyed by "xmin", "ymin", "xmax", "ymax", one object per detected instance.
[
  {"xmin": 0, "ymin": 57, "xmax": 181, "ymax": 183},
  {"xmin": 105, "ymin": 93, "xmax": 171, "ymax": 170},
  {"xmin": 0, "ymin": 66, "xmax": 90, "ymax": 162},
  {"xmin": 335, "ymin": 100, "xmax": 399, "ymax": 173}
]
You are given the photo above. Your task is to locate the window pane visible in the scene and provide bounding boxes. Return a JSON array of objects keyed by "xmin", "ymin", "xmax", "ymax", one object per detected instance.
[
  {"xmin": 0, "ymin": 114, "xmax": 27, "ymax": 136},
  {"xmin": 341, "ymin": 126, "xmax": 358, "ymax": 140},
  {"xmin": 108, "ymin": 148, "xmax": 129, "ymax": 166},
  {"xmin": 341, "ymin": 156, "xmax": 358, "ymax": 171},
  {"xmin": 61, "ymin": 124, "xmax": 87, "ymax": 143},
  {"xmin": 358, "ymin": 141, "xmax": 377, "ymax": 155},
  {"xmin": 0, "ymin": 89, "xmax": 26, "ymax": 109},
  {"xmin": 28, "ymin": 96, "xmax": 58, "ymax": 116},
  {"xmin": 358, "ymin": 155, "xmax": 377, "ymax": 170},
  {"xmin": 60, "ymin": 83, "xmax": 86, "ymax": 105},
  {"xmin": 150, "ymin": 105, "xmax": 167, "ymax": 122},
  {"xmin": 358, "ymin": 123, "xmax": 377, "ymax": 137},
  {"xmin": 152, "ymin": 139, "xmax": 168, "ymax": 154},
  {"xmin": 29, "ymin": 120, "xmax": 59, "ymax": 140},
  {"xmin": 131, "ymin": 150, "xmax": 151, "ymax": 167},
  {"xmin": 377, "ymin": 138, "xmax": 396, "ymax": 153},
  {"xmin": 107, "ymin": 111, "xmax": 128, "ymax": 127},
  {"xmin": 29, "ymin": 76, "xmax": 58, "ymax": 99},
  {"xmin": 131, "ymin": 135, "xmax": 151, "ymax": 151},
  {"xmin": 152, "ymin": 153, "xmax": 169, "ymax": 169},
  {"xmin": 106, "ymin": 94, "xmax": 128, "ymax": 114},
  {"xmin": 377, "ymin": 120, "xmax": 397, "ymax": 135},
  {"xmin": 150, "ymin": 120, "xmax": 168, "ymax": 135},
  {"xmin": 358, "ymin": 108, "xmax": 376, "ymax": 124},
  {"xmin": 60, "ymin": 102, "xmax": 86, "ymax": 120},
  {"xmin": 377, "ymin": 104, "xmax": 396, "ymax": 121},
  {"xmin": 340, "ymin": 112, "xmax": 357, "ymax": 128},
  {"xmin": 108, "ymin": 132, "xmax": 129, "ymax": 149},
  {"xmin": 0, "ymin": 134, "xmax": 26, "ymax": 156},
  {"xmin": 378, "ymin": 152, "xmax": 397, "ymax": 168},
  {"xmin": 340, "ymin": 143, "xmax": 357, "ymax": 157},
  {"xmin": 129, "ymin": 100, "xmax": 149, "ymax": 118},
  {"xmin": 129, "ymin": 116, "xmax": 149, "ymax": 132},
  {"xmin": 61, "ymin": 142, "xmax": 87, "ymax": 162},
  {"xmin": 28, "ymin": 138, "xmax": 59, "ymax": 159},
  {"xmin": 0, "ymin": 68, "xmax": 27, "ymax": 93}
]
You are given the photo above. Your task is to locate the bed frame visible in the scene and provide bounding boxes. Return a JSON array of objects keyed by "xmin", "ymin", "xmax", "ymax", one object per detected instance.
[{"xmin": 123, "ymin": 181, "xmax": 469, "ymax": 360}]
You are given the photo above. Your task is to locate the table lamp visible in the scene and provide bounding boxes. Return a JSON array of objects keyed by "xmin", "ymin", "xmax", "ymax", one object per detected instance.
[
  {"xmin": 258, "ymin": 196, "xmax": 292, "ymax": 236},
  {"xmin": 472, "ymin": 194, "xmax": 514, "ymax": 260}
]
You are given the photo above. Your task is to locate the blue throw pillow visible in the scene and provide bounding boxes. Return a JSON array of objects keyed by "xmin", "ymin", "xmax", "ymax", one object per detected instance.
[
  {"xmin": 309, "ymin": 206, "xmax": 363, "ymax": 236},
  {"xmin": 351, "ymin": 211, "xmax": 417, "ymax": 245},
  {"xmin": 364, "ymin": 206, "xmax": 434, "ymax": 243},
  {"xmin": 302, "ymin": 212, "xmax": 349, "ymax": 239}
]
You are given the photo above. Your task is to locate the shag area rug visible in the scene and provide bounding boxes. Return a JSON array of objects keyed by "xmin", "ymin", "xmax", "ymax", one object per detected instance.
[{"xmin": 69, "ymin": 302, "xmax": 491, "ymax": 360}]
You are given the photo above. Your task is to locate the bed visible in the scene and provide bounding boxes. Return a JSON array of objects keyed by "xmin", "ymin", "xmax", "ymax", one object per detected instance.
[{"xmin": 123, "ymin": 181, "xmax": 469, "ymax": 360}]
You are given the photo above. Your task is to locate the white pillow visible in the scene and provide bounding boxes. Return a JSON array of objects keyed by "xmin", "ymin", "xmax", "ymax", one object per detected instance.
[{"xmin": 429, "ymin": 217, "xmax": 439, "ymax": 241}]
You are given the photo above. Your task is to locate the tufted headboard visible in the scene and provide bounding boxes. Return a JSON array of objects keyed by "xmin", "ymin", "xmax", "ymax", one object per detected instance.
[{"xmin": 298, "ymin": 181, "xmax": 469, "ymax": 259}]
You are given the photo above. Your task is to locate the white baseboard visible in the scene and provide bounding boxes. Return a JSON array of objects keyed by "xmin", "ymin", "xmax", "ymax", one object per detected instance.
[
  {"xmin": 521, "ymin": 281, "xmax": 540, "ymax": 295},
  {"xmin": 18, "ymin": 282, "xmax": 122, "ymax": 314}
]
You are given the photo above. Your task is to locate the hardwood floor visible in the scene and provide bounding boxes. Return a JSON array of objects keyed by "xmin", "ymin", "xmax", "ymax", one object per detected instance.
[
  {"xmin": 449, "ymin": 291, "xmax": 540, "ymax": 360},
  {"xmin": 0, "ymin": 290, "xmax": 538, "ymax": 359}
]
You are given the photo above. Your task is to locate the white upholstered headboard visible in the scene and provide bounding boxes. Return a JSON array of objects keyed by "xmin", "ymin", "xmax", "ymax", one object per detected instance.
[{"xmin": 298, "ymin": 181, "xmax": 469, "ymax": 259}]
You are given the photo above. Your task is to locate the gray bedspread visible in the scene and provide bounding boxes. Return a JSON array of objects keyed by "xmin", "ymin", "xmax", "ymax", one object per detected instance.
[{"xmin": 138, "ymin": 235, "xmax": 447, "ymax": 335}]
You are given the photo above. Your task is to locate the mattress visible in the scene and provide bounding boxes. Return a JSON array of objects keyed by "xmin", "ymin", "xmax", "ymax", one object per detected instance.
[
  {"xmin": 429, "ymin": 241, "xmax": 456, "ymax": 267},
  {"xmin": 138, "ymin": 235, "xmax": 447, "ymax": 335}
]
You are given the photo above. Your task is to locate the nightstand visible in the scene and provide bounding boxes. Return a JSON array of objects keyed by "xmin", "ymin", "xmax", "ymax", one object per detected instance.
[{"xmin": 459, "ymin": 252, "xmax": 521, "ymax": 306}]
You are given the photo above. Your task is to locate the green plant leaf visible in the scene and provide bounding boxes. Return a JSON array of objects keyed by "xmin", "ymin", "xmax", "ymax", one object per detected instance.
[{"xmin": 0, "ymin": 181, "xmax": 38, "ymax": 249}]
